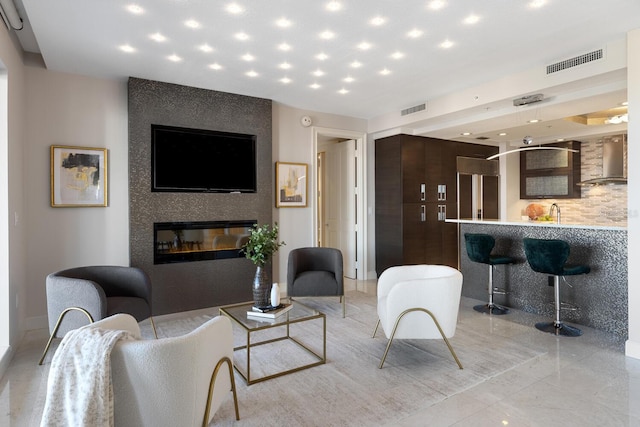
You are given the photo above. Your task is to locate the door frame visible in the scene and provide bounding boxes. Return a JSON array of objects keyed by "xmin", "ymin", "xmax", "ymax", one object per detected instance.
[{"xmin": 312, "ymin": 127, "xmax": 367, "ymax": 280}]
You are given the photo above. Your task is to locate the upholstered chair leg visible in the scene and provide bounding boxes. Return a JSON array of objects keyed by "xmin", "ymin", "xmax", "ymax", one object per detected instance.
[
  {"xmin": 203, "ymin": 356, "xmax": 240, "ymax": 426},
  {"xmin": 150, "ymin": 316, "xmax": 158, "ymax": 339},
  {"xmin": 378, "ymin": 308, "xmax": 463, "ymax": 370},
  {"xmin": 372, "ymin": 319, "xmax": 381, "ymax": 338},
  {"xmin": 341, "ymin": 295, "xmax": 346, "ymax": 318},
  {"xmin": 38, "ymin": 307, "xmax": 93, "ymax": 365}
]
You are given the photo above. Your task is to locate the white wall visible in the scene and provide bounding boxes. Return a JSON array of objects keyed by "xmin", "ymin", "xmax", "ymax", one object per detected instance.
[
  {"xmin": 23, "ymin": 66, "xmax": 129, "ymax": 329},
  {"xmin": 272, "ymin": 103, "xmax": 367, "ymax": 285},
  {"xmin": 0, "ymin": 25, "xmax": 26, "ymax": 377},
  {"xmin": 625, "ymin": 29, "xmax": 640, "ymax": 358}
]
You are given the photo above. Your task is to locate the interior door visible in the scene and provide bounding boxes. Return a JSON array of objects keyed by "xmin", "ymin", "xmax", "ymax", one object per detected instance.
[{"xmin": 324, "ymin": 139, "xmax": 357, "ymax": 279}]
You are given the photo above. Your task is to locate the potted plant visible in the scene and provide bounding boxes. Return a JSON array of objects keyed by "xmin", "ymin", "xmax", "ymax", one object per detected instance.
[{"xmin": 242, "ymin": 223, "xmax": 285, "ymax": 307}]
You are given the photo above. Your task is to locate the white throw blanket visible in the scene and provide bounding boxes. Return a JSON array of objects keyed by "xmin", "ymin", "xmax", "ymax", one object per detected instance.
[{"xmin": 40, "ymin": 325, "xmax": 135, "ymax": 427}]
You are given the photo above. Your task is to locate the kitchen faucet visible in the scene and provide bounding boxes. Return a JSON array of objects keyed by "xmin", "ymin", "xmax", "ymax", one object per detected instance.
[{"xmin": 549, "ymin": 203, "xmax": 561, "ymax": 224}]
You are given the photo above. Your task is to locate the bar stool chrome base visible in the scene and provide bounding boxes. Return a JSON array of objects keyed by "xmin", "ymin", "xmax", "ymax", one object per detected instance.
[
  {"xmin": 473, "ymin": 303, "xmax": 509, "ymax": 315},
  {"xmin": 535, "ymin": 321, "xmax": 582, "ymax": 337}
]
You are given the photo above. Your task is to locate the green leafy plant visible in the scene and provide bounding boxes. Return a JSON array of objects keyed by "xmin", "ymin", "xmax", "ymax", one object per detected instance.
[{"xmin": 242, "ymin": 223, "xmax": 285, "ymax": 267}]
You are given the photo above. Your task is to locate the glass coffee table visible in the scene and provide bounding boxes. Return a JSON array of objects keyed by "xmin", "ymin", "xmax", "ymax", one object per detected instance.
[{"xmin": 219, "ymin": 299, "xmax": 326, "ymax": 385}]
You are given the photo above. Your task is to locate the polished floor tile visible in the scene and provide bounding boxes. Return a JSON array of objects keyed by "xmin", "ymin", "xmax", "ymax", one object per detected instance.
[{"xmin": 2, "ymin": 280, "xmax": 639, "ymax": 426}]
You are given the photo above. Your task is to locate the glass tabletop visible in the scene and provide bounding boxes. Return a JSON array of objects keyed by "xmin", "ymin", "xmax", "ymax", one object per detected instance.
[{"xmin": 219, "ymin": 299, "xmax": 324, "ymax": 331}]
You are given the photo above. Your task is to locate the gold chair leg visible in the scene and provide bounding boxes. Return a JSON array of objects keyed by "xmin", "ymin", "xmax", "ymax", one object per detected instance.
[
  {"xmin": 38, "ymin": 307, "xmax": 93, "ymax": 365},
  {"xmin": 203, "ymin": 356, "xmax": 240, "ymax": 426},
  {"xmin": 377, "ymin": 308, "xmax": 463, "ymax": 370},
  {"xmin": 372, "ymin": 319, "xmax": 381, "ymax": 338},
  {"xmin": 149, "ymin": 316, "xmax": 158, "ymax": 339}
]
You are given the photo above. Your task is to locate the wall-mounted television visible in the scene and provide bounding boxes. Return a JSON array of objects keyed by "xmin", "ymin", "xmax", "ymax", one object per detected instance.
[{"xmin": 151, "ymin": 124, "xmax": 257, "ymax": 193}]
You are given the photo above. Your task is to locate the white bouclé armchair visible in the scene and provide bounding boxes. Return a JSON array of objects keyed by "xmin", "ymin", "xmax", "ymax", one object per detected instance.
[
  {"xmin": 373, "ymin": 264, "xmax": 464, "ymax": 369},
  {"xmin": 86, "ymin": 313, "xmax": 239, "ymax": 426}
]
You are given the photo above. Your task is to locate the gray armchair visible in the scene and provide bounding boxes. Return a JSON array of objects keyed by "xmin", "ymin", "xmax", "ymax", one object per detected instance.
[
  {"xmin": 39, "ymin": 265, "xmax": 156, "ymax": 365},
  {"xmin": 287, "ymin": 247, "xmax": 345, "ymax": 317}
]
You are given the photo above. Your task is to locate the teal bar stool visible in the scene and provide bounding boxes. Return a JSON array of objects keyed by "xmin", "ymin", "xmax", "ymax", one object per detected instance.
[
  {"xmin": 464, "ymin": 233, "xmax": 515, "ymax": 315},
  {"xmin": 523, "ymin": 238, "xmax": 590, "ymax": 337}
]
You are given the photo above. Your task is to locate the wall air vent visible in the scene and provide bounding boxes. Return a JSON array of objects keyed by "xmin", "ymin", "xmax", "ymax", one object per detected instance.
[
  {"xmin": 546, "ymin": 49, "xmax": 603, "ymax": 75},
  {"xmin": 401, "ymin": 103, "xmax": 426, "ymax": 116}
]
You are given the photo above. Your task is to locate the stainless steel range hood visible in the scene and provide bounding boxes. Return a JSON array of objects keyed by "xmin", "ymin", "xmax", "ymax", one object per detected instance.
[{"xmin": 577, "ymin": 135, "xmax": 627, "ymax": 186}]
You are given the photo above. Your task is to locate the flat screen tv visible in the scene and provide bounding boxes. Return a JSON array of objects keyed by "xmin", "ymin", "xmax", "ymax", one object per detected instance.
[{"xmin": 151, "ymin": 124, "xmax": 257, "ymax": 193}]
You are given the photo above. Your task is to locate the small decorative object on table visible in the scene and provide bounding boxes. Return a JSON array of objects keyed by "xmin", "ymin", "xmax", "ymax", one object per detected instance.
[
  {"xmin": 246, "ymin": 302, "xmax": 293, "ymax": 319},
  {"xmin": 242, "ymin": 223, "xmax": 286, "ymax": 308}
]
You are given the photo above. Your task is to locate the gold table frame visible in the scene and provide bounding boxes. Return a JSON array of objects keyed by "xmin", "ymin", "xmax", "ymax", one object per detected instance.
[{"xmin": 219, "ymin": 299, "xmax": 326, "ymax": 385}]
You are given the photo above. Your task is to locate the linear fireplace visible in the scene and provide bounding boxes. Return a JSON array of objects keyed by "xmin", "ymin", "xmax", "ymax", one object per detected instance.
[{"xmin": 154, "ymin": 220, "xmax": 256, "ymax": 264}]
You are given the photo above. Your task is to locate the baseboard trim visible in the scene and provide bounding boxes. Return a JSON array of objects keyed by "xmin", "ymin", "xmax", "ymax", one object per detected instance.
[
  {"xmin": 625, "ymin": 339, "xmax": 640, "ymax": 360},
  {"xmin": 0, "ymin": 345, "xmax": 14, "ymax": 381}
]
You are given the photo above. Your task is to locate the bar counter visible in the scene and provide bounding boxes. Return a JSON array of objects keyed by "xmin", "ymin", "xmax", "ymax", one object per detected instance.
[{"xmin": 447, "ymin": 219, "xmax": 628, "ymax": 338}]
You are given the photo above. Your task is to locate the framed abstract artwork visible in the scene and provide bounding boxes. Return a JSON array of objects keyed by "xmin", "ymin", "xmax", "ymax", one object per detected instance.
[
  {"xmin": 275, "ymin": 162, "xmax": 307, "ymax": 207},
  {"xmin": 50, "ymin": 145, "xmax": 108, "ymax": 207}
]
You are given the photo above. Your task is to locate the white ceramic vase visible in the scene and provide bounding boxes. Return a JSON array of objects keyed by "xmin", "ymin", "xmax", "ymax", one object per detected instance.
[{"xmin": 270, "ymin": 282, "xmax": 280, "ymax": 307}]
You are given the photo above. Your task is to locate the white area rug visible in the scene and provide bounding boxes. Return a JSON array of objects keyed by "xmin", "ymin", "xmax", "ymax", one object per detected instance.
[{"xmin": 144, "ymin": 291, "xmax": 545, "ymax": 426}]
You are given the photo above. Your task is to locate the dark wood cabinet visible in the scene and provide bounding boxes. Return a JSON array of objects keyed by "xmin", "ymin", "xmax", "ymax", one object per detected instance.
[
  {"xmin": 520, "ymin": 141, "xmax": 581, "ymax": 199},
  {"xmin": 375, "ymin": 134, "xmax": 497, "ymax": 276}
]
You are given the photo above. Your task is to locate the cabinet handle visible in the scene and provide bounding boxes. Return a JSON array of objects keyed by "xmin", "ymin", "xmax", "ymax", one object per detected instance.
[
  {"xmin": 420, "ymin": 183, "xmax": 425, "ymax": 201},
  {"xmin": 421, "ymin": 205, "xmax": 426, "ymax": 222},
  {"xmin": 437, "ymin": 184, "xmax": 446, "ymax": 201}
]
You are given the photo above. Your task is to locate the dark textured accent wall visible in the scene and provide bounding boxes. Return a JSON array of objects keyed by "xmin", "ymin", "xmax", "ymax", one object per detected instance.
[{"xmin": 128, "ymin": 78, "xmax": 273, "ymax": 315}]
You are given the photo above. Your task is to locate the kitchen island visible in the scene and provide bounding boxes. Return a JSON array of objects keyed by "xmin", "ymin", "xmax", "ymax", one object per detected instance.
[{"xmin": 448, "ymin": 219, "xmax": 628, "ymax": 338}]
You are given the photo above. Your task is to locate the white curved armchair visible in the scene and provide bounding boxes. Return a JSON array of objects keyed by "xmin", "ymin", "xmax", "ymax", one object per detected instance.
[
  {"xmin": 373, "ymin": 265, "xmax": 463, "ymax": 369},
  {"xmin": 87, "ymin": 313, "xmax": 239, "ymax": 426}
]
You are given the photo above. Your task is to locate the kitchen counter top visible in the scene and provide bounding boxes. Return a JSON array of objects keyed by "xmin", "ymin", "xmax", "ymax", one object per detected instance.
[{"xmin": 446, "ymin": 218, "xmax": 626, "ymax": 231}]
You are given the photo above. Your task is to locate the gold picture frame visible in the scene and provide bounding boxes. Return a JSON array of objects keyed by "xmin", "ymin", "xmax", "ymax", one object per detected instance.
[
  {"xmin": 50, "ymin": 145, "xmax": 108, "ymax": 207},
  {"xmin": 275, "ymin": 162, "xmax": 307, "ymax": 208}
]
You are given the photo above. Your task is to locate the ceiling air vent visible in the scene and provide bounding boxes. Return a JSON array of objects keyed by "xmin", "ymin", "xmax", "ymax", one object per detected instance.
[
  {"xmin": 475, "ymin": 136, "xmax": 490, "ymax": 140},
  {"xmin": 401, "ymin": 103, "xmax": 426, "ymax": 116},
  {"xmin": 546, "ymin": 49, "xmax": 603, "ymax": 74}
]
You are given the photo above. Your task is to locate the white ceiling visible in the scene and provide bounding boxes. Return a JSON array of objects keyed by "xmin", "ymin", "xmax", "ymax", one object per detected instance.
[{"xmin": 8, "ymin": 0, "xmax": 640, "ymax": 142}]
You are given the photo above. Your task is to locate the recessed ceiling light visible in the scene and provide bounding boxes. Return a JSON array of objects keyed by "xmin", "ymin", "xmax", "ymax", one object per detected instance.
[
  {"xmin": 621, "ymin": 101, "xmax": 629, "ymax": 106},
  {"xmin": 149, "ymin": 33, "xmax": 166, "ymax": 42},
  {"xmin": 528, "ymin": 119, "xmax": 540, "ymax": 123},
  {"xmin": 343, "ymin": 76, "xmax": 355, "ymax": 83},
  {"xmin": 126, "ymin": 4, "xmax": 144, "ymax": 15},
  {"xmin": 226, "ymin": 3, "xmax": 245, "ymax": 14},
  {"xmin": 235, "ymin": 32, "xmax": 250, "ymax": 41},
  {"xmin": 428, "ymin": 0, "xmax": 447, "ymax": 10},
  {"xmin": 379, "ymin": 68, "xmax": 391, "ymax": 75},
  {"xmin": 167, "ymin": 54, "xmax": 182, "ymax": 62},
  {"xmin": 278, "ymin": 43, "xmax": 292, "ymax": 51},
  {"xmin": 316, "ymin": 52, "xmax": 329, "ymax": 60},
  {"xmin": 439, "ymin": 39, "xmax": 454, "ymax": 49},
  {"xmin": 498, "ymin": 132, "xmax": 507, "ymax": 136},
  {"xmin": 338, "ymin": 88, "xmax": 349, "ymax": 95},
  {"xmin": 119, "ymin": 44, "xmax": 136, "ymax": 53},
  {"xmin": 312, "ymin": 69, "xmax": 325, "ymax": 77},
  {"xmin": 209, "ymin": 63, "xmax": 223, "ymax": 70},
  {"xmin": 556, "ymin": 138, "xmax": 565, "ymax": 142},
  {"xmin": 528, "ymin": 0, "xmax": 547, "ymax": 8},
  {"xmin": 463, "ymin": 14, "xmax": 480, "ymax": 25},
  {"xmin": 326, "ymin": 1, "xmax": 342, "ymax": 12},
  {"xmin": 370, "ymin": 16, "xmax": 386, "ymax": 26},
  {"xmin": 276, "ymin": 17, "xmax": 292, "ymax": 28},
  {"xmin": 310, "ymin": 83, "xmax": 321, "ymax": 89},
  {"xmin": 280, "ymin": 77, "xmax": 292, "ymax": 84},
  {"xmin": 319, "ymin": 30, "xmax": 335, "ymax": 40},
  {"xmin": 357, "ymin": 42, "xmax": 372, "ymax": 50},
  {"xmin": 241, "ymin": 53, "xmax": 255, "ymax": 61},
  {"xmin": 407, "ymin": 28, "xmax": 424, "ymax": 39},
  {"xmin": 461, "ymin": 132, "xmax": 472, "ymax": 136},
  {"xmin": 350, "ymin": 60, "xmax": 362, "ymax": 68},
  {"xmin": 391, "ymin": 51, "xmax": 405, "ymax": 60},
  {"xmin": 199, "ymin": 44, "xmax": 213, "ymax": 53},
  {"xmin": 279, "ymin": 62, "xmax": 291, "ymax": 70},
  {"xmin": 184, "ymin": 19, "xmax": 200, "ymax": 29},
  {"xmin": 245, "ymin": 70, "xmax": 259, "ymax": 77}
]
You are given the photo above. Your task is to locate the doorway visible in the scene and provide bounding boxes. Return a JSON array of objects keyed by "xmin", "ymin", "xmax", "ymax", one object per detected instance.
[{"xmin": 313, "ymin": 127, "xmax": 367, "ymax": 280}]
